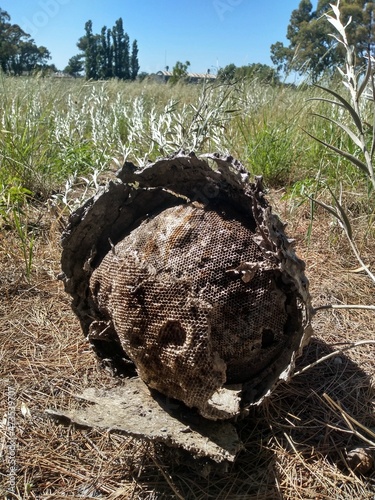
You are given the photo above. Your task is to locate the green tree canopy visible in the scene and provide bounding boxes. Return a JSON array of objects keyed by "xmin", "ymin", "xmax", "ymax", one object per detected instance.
[
  {"xmin": 271, "ymin": 0, "xmax": 375, "ymax": 80},
  {"xmin": 0, "ymin": 8, "xmax": 51, "ymax": 75},
  {"xmin": 169, "ymin": 60, "xmax": 190, "ymax": 84},
  {"xmin": 217, "ymin": 63, "xmax": 280, "ymax": 83},
  {"xmin": 82, "ymin": 20, "xmax": 98, "ymax": 79},
  {"xmin": 77, "ymin": 17, "xmax": 139, "ymax": 81},
  {"xmin": 64, "ymin": 54, "xmax": 84, "ymax": 77},
  {"xmin": 217, "ymin": 63, "xmax": 237, "ymax": 81},
  {"xmin": 130, "ymin": 40, "xmax": 139, "ymax": 80}
]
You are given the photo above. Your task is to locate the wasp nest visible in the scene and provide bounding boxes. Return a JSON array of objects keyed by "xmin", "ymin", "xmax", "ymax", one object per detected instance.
[{"xmin": 61, "ymin": 152, "xmax": 312, "ymax": 420}]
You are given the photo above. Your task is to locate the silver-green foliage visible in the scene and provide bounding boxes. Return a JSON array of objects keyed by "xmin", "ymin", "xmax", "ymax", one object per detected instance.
[
  {"xmin": 307, "ymin": 1, "xmax": 375, "ymax": 286},
  {"xmin": 307, "ymin": 1, "xmax": 375, "ymax": 190}
]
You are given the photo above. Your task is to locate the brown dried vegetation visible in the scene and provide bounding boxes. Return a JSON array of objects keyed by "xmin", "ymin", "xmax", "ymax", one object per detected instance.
[{"xmin": 0, "ymin": 187, "xmax": 374, "ymax": 499}]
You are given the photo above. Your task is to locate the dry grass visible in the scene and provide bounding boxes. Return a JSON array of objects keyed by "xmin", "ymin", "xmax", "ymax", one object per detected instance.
[{"xmin": 0, "ymin": 191, "xmax": 374, "ymax": 499}]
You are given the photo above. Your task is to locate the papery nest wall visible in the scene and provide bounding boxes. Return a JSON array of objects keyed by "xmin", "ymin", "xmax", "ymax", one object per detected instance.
[{"xmin": 60, "ymin": 151, "xmax": 312, "ymax": 420}]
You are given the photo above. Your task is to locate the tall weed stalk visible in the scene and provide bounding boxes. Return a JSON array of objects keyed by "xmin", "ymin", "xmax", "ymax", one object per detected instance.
[{"xmin": 307, "ymin": 0, "xmax": 375, "ymax": 287}]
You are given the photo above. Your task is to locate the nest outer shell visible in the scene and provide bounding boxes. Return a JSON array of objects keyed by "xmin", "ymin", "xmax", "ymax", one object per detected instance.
[{"xmin": 60, "ymin": 151, "xmax": 312, "ymax": 420}]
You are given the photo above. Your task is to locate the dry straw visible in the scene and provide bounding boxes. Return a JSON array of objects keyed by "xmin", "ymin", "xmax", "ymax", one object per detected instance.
[{"xmin": 0, "ymin": 182, "xmax": 374, "ymax": 498}]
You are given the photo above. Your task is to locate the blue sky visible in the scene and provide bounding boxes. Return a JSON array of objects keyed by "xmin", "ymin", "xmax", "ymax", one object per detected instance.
[{"xmin": 1, "ymin": 0, "xmax": 318, "ymax": 73}]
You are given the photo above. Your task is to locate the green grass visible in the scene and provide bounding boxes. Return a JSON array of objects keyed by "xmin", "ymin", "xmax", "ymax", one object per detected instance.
[{"xmin": 0, "ymin": 73, "xmax": 373, "ymax": 203}]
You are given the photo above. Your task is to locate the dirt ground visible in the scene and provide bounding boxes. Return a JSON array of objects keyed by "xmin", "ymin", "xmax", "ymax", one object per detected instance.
[{"xmin": 1, "ymin": 190, "xmax": 375, "ymax": 499}]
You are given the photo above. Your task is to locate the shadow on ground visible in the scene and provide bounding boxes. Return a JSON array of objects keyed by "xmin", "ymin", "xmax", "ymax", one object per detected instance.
[{"xmin": 132, "ymin": 337, "xmax": 375, "ymax": 499}]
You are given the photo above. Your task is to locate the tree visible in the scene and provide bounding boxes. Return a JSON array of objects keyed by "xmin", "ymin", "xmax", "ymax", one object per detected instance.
[
  {"xmin": 76, "ymin": 18, "xmax": 139, "ymax": 80},
  {"xmin": 97, "ymin": 26, "xmax": 107, "ymax": 79},
  {"xmin": 0, "ymin": 8, "xmax": 50, "ymax": 75},
  {"xmin": 104, "ymin": 28, "xmax": 113, "ymax": 78},
  {"xmin": 82, "ymin": 20, "xmax": 98, "ymax": 80},
  {"xmin": 217, "ymin": 63, "xmax": 237, "ymax": 81},
  {"xmin": 130, "ymin": 39, "xmax": 139, "ymax": 80},
  {"xmin": 169, "ymin": 60, "xmax": 190, "ymax": 84},
  {"xmin": 270, "ymin": 0, "xmax": 334, "ymax": 79},
  {"xmin": 0, "ymin": 9, "xmax": 14, "ymax": 72},
  {"xmin": 271, "ymin": 0, "xmax": 375, "ymax": 80},
  {"xmin": 137, "ymin": 71, "xmax": 149, "ymax": 81},
  {"xmin": 112, "ymin": 18, "xmax": 130, "ymax": 79},
  {"xmin": 96, "ymin": 26, "xmax": 114, "ymax": 79},
  {"xmin": 123, "ymin": 32, "xmax": 130, "ymax": 79},
  {"xmin": 64, "ymin": 54, "xmax": 84, "ymax": 77},
  {"xmin": 13, "ymin": 42, "xmax": 51, "ymax": 75},
  {"xmin": 218, "ymin": 63, "xmax": 280, "ymax": 83}
]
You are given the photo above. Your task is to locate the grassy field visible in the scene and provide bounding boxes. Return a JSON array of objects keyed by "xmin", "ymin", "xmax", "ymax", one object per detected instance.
[{"xmin": 0, "ymin": 74, "xmax": 374, "ymax": 499}]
